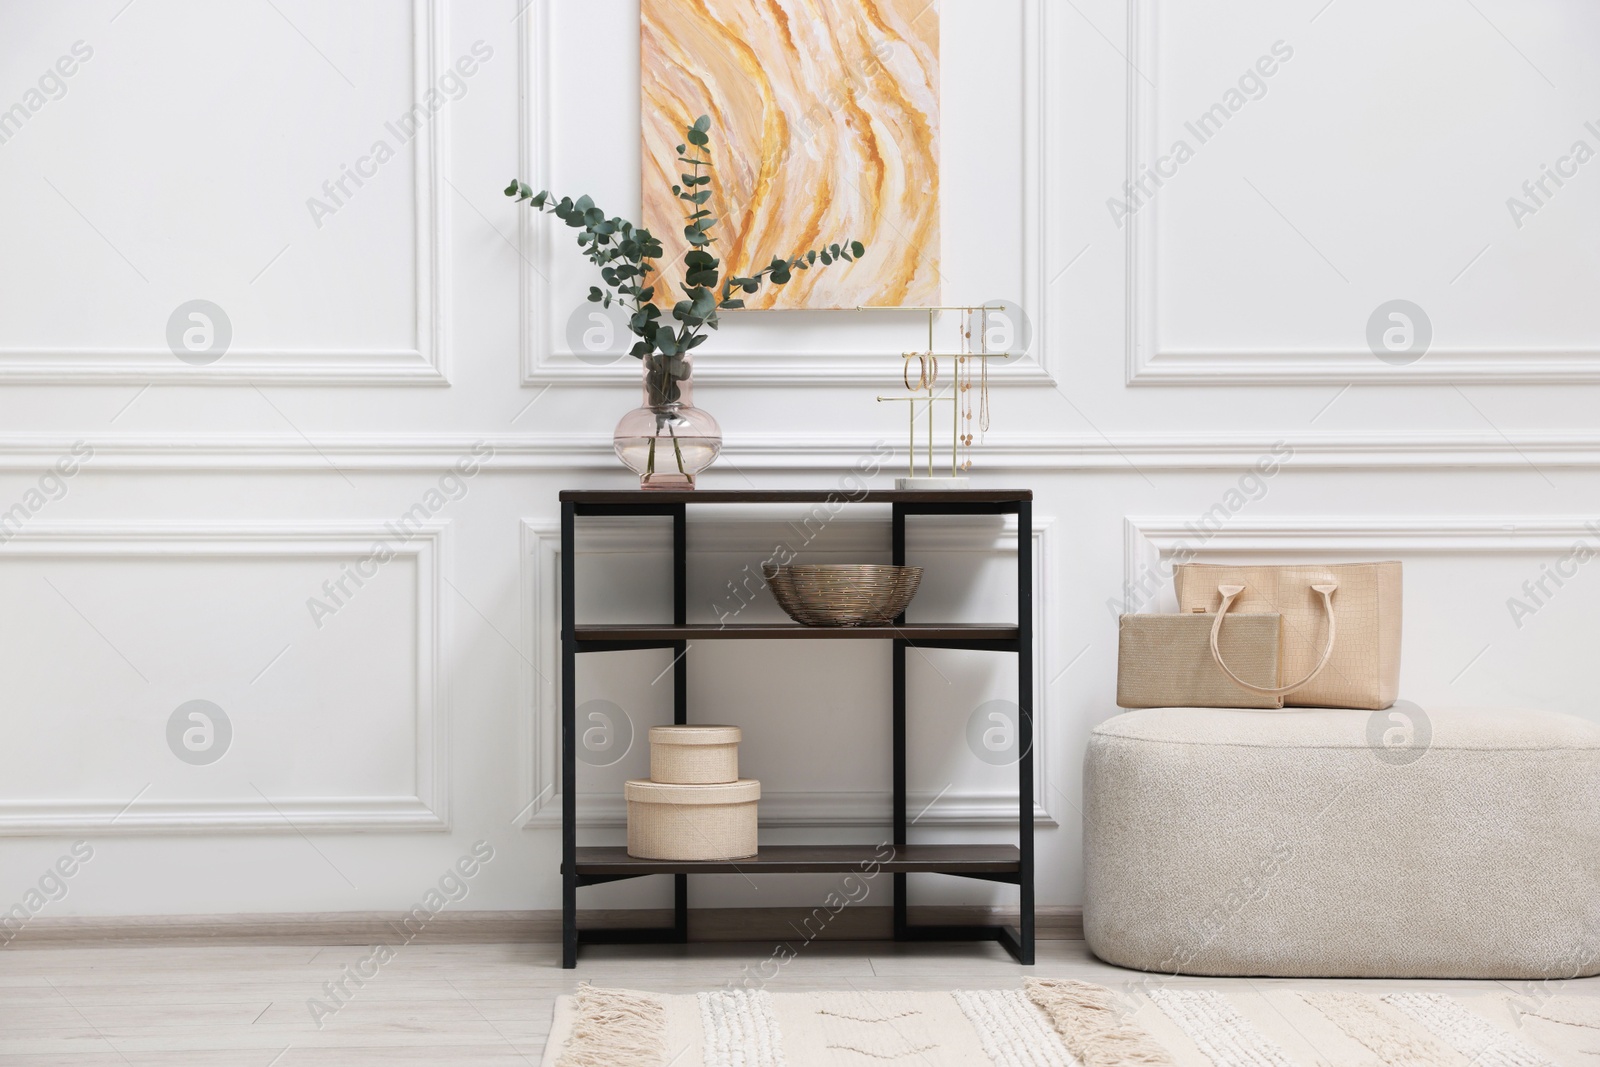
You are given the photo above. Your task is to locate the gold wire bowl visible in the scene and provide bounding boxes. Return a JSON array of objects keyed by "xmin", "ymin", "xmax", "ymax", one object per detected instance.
[{"xmin": 761, "ymin": 564, "xmax": 923, "ymax": 627}]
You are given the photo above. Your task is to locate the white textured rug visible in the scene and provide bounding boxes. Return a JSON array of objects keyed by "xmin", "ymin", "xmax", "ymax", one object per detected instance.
[{"xmin": 540, "ymin": 979, "xmax": 1600, "ymax": 1066}]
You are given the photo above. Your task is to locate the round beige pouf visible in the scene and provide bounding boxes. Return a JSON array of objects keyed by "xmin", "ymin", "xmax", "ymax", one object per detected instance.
[{"xmin": 1083, "ymin": 705, "xmax": 1600, "ymax": 979}]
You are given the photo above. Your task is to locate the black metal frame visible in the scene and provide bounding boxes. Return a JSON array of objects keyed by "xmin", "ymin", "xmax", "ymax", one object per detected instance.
[
  {"xmin": 890, "ymin": 496, "xmax": 1034, "ymax": 963},
  {"xmin": 560, "ymin": 492, "xmax": 1034, "ymax": 968}
]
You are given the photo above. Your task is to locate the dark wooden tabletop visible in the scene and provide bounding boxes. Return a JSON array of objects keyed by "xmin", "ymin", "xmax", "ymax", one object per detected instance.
[{"xmin": 559, "ymin": 488, "xmax": 1032, "ymax": 504}]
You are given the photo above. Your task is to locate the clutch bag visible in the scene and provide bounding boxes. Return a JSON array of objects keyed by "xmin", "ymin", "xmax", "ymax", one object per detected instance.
[{"xmin": 1117, "ymin": 612, "xmax": 1283, "ymax": 709}]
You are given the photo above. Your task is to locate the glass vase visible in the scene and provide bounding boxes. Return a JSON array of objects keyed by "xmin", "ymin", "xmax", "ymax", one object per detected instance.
[{"xmin": 612, "ymin": 352, "xmax": 722, "ymax": 490}]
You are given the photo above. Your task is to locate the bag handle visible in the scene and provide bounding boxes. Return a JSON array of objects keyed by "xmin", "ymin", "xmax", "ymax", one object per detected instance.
[{"xmin": 1209, "ymin": 581, "xmax": 1338, "ymax": 696}]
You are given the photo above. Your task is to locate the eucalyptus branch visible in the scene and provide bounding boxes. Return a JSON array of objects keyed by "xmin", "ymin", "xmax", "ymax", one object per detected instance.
[{"xmin": 505, "ymin": 113, "xmax": 868, "ymax": 381}]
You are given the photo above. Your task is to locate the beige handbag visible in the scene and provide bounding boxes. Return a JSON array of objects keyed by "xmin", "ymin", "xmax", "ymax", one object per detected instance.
[
  {"xmin": 1174, "ymin": 562, "xmax": 1402, "ymax": 710},
  {"xmin": 1117, "ymin": 612, "xmax": 1284, "ymax": 709}
]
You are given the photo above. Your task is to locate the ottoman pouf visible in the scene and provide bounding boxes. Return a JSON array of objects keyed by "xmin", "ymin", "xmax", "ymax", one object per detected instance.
[{"xmin": 1084, "ymin": 705, "xmax": 1600, "ymax": 979}]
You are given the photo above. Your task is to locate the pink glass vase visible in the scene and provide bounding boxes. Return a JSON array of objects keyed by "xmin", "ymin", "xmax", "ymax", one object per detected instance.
[{"xmin": 612, "ymin": 352, "xmax": 722, "ymax": 490}]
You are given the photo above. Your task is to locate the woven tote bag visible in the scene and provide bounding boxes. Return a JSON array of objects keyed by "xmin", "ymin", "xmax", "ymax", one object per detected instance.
[{"xmin": 1174, "ymin": 561, "xmax": 1401, "ymax": 710}]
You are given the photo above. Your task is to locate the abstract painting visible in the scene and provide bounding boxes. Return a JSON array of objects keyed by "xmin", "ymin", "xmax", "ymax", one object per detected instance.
[{"xmin": 642, "ymin": 0, "xmax": 939, "ymax": 310}]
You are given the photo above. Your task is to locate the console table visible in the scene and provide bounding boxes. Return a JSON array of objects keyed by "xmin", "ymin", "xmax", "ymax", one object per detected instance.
[{"xmin": 559, "ymin": 488, "xmax": 1035, "ymax": 967}]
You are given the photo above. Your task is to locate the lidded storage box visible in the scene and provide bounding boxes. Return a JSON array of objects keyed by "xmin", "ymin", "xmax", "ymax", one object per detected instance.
[
  {"xmin": 624, "ymin": 778, "xmax": 759, "ymax": 860},
  {"xmin": 649, "ymin": 724, "xmax": 741, "ymax": 784}
]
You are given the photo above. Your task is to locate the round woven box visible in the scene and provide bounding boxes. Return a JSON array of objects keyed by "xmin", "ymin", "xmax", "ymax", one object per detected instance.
[
  {"xmin": 649, "ymin": 724, "xmax": 741, "ymax": 784},
  {"xmin": 624, "ymin": 778, "xmax": 759, "ymax": 861}
]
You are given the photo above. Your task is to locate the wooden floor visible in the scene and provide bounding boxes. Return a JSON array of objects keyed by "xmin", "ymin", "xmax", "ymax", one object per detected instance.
[{"xmin": 0, "ymin": 939, "xmax": 1592, "ymax": 1065}]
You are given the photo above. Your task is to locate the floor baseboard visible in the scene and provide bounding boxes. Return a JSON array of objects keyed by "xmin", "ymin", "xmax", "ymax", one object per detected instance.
[{"xmin": 2, "ymin": 906, "xmax": 1083, "ymax": 947}]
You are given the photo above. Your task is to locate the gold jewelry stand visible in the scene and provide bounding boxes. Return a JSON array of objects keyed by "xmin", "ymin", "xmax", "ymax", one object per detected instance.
[{"xmin": 858, "ymin": 305, "xmax": 1012, "ymax": 489}]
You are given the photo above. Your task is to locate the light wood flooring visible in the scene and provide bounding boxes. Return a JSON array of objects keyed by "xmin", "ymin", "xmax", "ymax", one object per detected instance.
[{"xmin": 0, "ymin": 938, "xmax": 1593, "ymax": 1065}]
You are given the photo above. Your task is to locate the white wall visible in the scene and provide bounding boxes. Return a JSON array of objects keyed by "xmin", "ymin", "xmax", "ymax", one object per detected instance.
[{"xmin": 2, "ymin": 0, "xmax": 1598, "ymax": 921}]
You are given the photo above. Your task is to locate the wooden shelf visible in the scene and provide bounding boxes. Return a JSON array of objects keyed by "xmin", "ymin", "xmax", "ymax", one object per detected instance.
[
  {"xmin": 558, "ymin": 486, "xmax": 1035, "ymax": 965},
  {"xmin": 561, "ymin": 489, "xmax": 1031, "ymax": 505},
  {"xmin": 573, "ymin": 623, "xmax": 1018, "ymax": 645},
  {"xmin": 572, "ymin": 843, "xmax": 1021, "ymax": 878}
]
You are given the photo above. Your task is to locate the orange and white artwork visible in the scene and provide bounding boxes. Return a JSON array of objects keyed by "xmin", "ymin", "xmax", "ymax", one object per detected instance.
[{"xmin": 641, "ymin": 0, "xmax": 940, "ymax": 309}]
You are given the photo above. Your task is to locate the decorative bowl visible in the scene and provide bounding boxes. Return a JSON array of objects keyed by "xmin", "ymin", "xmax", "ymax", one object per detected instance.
[{"xmin": 761, "ymin": 563, "xmax": 923, "ymax": 627}]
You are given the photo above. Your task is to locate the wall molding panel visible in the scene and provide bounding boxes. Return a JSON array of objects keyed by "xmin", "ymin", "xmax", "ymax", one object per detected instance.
[
  {"xmin": 5, "ymin": 432, "xmax": 1600, "ymax": 471},
  {"xmin": 516, "ymin": 0, "xmax": 1056, "ymax": 387},
  {"xmin": 1123, "ymin": 517, "xmax": 1600, "ymax": 619},
  {"xmin": 1126, "ymin": 516, "xmax": 1600, "ymax": 575},
  {"xmin": 0, "ymin": 523, "xmax": 447, "ymax": 835},
  {"xmin": 1122, "ymin": 0, "xmax": 1600, "ymax": 386},
  {"xmin": 517, "ymin": 516, "xmax": 1057, "ymax": 830},
  {"xmin": 0, "ymin": 0, "xmax": 449, "ymax": 386}
]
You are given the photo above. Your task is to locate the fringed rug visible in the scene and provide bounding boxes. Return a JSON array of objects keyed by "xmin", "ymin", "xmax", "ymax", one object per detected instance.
[{"xmin": 541, "ymin": 979, "xmax": 1599, "ymax": 1066}]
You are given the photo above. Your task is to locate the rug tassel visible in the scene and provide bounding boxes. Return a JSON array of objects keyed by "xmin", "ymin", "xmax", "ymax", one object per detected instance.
[
  {"xmin": 1025, "ymin": 978, "xmax": 1175, "ymax": 1067},
  {"xmin": 555, "ymin": 984, "xmax": 667, "ymax": 1067}
]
